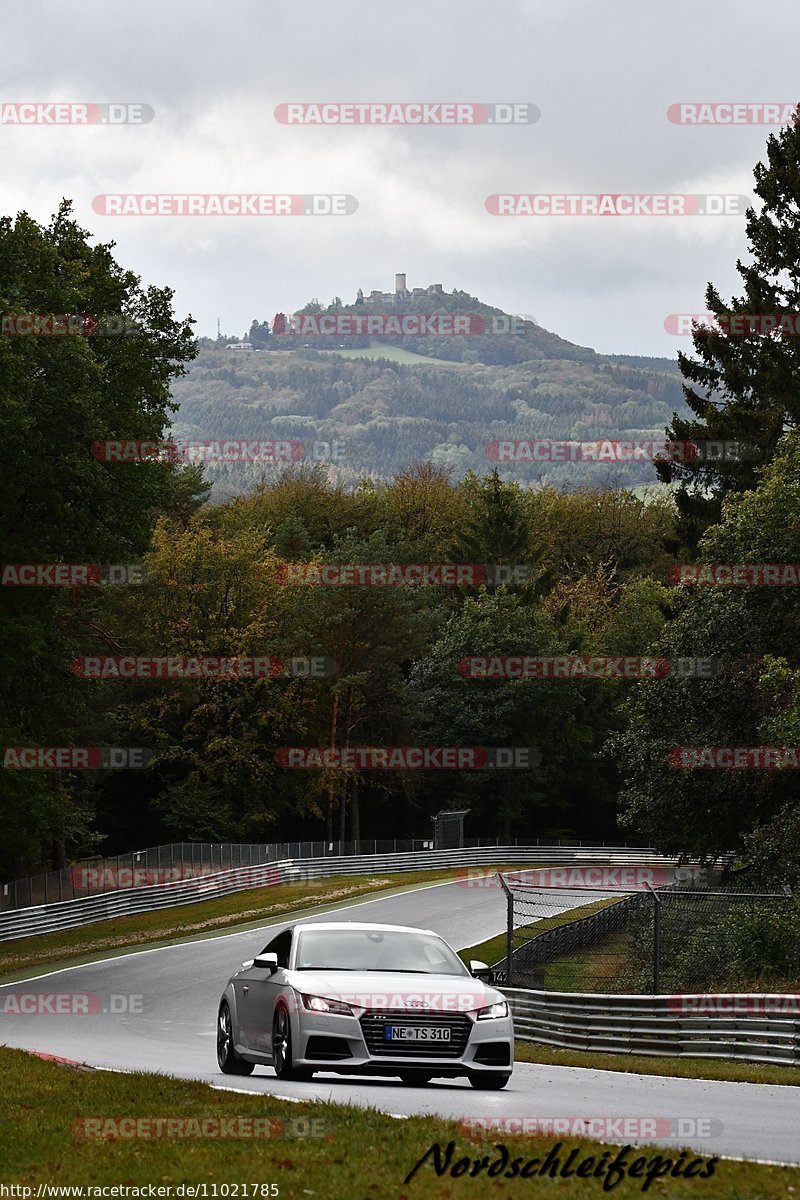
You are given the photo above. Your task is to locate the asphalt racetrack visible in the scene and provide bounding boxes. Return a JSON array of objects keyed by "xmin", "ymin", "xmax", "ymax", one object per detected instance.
[{"xmin": 2, "ymin": 878, "xmax": 799, "ymax": 1166}]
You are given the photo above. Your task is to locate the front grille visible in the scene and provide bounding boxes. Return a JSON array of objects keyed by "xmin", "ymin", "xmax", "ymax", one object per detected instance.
[{"xmin": 360, "ymin": 1010, "xmax": 472, "ymax": 1058}]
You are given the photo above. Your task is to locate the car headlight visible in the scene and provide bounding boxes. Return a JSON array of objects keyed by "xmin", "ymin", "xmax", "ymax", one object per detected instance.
[
  {"xmin": 301, "ymin": 993, "xmax": 354, "ymax": 1016},
  {"xmin": 476, "ymin": 1000, "xmax": 508, "ymax": 1020}
]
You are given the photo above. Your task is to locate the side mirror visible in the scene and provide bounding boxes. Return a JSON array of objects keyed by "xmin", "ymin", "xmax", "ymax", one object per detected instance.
[
  {"xmin": 469, "ymin": 959, "xmax": 493, "ymax": 982},
  {"xmin": 253, "ymin": 953, "xmax": 279, "ymax": 972}
]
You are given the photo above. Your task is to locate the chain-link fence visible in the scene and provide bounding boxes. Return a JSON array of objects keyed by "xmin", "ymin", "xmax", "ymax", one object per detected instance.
[
  {"xmin": 494, "ymin": 868, "xmax": 797, "ymax": 995},
  {"xmin": 0, "ymin": 839, "xmax": 430, "ymax": 911},
  {"xmin": 0, "ymin": 836, "xmax": 645, "ymax": 912}
]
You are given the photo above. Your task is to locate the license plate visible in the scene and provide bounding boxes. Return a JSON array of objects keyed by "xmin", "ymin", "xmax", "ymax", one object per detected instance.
[{"xmin": 384, "ymin": 1025, "xmax": 451, "ymax": 1042}]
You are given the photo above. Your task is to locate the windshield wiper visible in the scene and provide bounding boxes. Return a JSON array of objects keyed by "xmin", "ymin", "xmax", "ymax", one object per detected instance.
[
  {"xmin": 298, "ymin": 966, "xmax": 361, "ymax": 971},
  {"xmin": 298, "ymin": 967, "xmax": 462, "ymax": 975},
  {"xmin": 353, "ymin": 968, "xmax": 447, "ymax": 974}
]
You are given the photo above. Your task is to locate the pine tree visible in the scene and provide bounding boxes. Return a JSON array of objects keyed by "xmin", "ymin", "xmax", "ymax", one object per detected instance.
[
  {"xmin": 658, "ymin": 107, "xmax": 800, "ymax": 545},
  {"xmin": 273, "ymin": 512, "xmax": 312, "ymax": 558}
]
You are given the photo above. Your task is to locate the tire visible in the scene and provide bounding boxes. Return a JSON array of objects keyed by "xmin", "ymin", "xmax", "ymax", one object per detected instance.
[
  {"xmin": 468, "ymin": 1071, "xmax": 511, "ymax": 1090},
  {"xmin": 217, "ymin": 1001, "xmax": 254, "ymax": 1075},
  {"xmin": 398, "ymin": 1072, "xmax": 433, "ymax": 1086},
  {"xmin": 272, "ymin": 1005, "xmax": 313, "ymax": 1081}
]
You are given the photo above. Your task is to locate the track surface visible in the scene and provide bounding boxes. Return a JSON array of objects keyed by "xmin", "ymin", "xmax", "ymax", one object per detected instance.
[{"xmin": 2, "ymin": 878, "xmax": 799, "ymax": 1166}]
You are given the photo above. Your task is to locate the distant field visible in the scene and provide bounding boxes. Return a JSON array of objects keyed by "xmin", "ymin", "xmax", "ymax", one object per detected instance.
[
  {"xmin": 319, "ymin": 344, "xmax": 468, "ymax": 367},
  {"xmin": 629, "ymin": 481, "xmax": 676, "ymax": 500}
]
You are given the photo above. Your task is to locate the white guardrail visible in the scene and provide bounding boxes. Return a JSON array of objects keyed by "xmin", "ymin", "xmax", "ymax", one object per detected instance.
[
  {"xmin": 505, "ymin": 988, "xmax": 800, "ymax": 1067},
  {"xmin": 0, "ymin": 844, "xmax": 674, "ymax": 942}
]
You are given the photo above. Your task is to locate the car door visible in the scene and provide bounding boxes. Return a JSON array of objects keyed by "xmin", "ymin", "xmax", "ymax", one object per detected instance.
[
  {"xmin": 245, "ymin": 929, "xmax": 293, "ymax": 1053},
  {"xmin": 231, "ymin": 962, "xmax": 259, "ymax": 1051}
]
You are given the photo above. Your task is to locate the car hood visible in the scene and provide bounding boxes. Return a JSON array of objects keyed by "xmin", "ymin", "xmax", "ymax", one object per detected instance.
[{"xmin": 285, "ymin": 970, "xmax": 505, "ymax": 1014}]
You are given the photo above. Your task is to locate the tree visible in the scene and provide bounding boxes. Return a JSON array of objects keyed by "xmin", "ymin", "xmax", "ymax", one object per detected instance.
[
  {"xmin": 290, "ymin": 527, "xmax": 432, "ymax": 842},
  {"xmin": 0, "ymin": 201, "xmax": 196, "ymax": 873},
  {"xmin": 408, "ymin": 589, "xmax": 590, "ymax": 840},
  {"xmin": 273, "ymin": 512, "xmax": 312, "ymax": 559},
  {"xmin": 248, "ymin": 320, "xmax": 271, "ymax": 348},
  {"xmin": 110, "ymin": 519, "xmax": 311, "ymax": 841},
  {"xmin": 454, "ymin": 470, "xmax": 532, "ymax": 565},
  {"xmin": 615, "ymin": 432, "xmax": 800, "ymax": 856},
  {"xmin": 658, "ymin": 107, "xmax": 800, "ymax": 544}
]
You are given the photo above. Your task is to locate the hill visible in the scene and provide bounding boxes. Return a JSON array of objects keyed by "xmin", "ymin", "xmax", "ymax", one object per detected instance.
[{"xmin": 170, "ymin": 289, "xmax": 690, "ymax": 497}]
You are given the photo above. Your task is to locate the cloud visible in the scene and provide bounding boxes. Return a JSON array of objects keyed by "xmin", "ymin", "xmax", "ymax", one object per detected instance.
[{"xmin": 2, "ymin": 0, "xmax": 798, "ymax": 354}]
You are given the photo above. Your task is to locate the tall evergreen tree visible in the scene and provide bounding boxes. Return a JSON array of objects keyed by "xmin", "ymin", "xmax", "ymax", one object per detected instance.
[{"xmin": 658, "ymin": 107, "xmax": 800, "ymax": 545}]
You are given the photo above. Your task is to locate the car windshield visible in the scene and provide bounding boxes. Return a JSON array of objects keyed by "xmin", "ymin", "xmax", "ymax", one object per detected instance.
[{"xmin": 294, "ymin": 928, "xmax": 469, "ymax": 976}]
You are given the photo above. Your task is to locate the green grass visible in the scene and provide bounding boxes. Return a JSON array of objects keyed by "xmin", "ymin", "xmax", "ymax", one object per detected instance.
[
  {"xmin": 539, "ymin": 927, "xmax": 633, "ymax": 991},
  {"xmin": 514, "ymin": 1039, "xmax": 800, "ymax": 1087},
  {"xmin": 2, "ymin": 1048, "xmax": 799, "ymax": 1195},
  {"xmin": 459, "ymin": 895, "xmax": 622, "ymax": 972},
  {"xmin": 320, "ymin": 344, "xmax": 468, "ymax": 366}
]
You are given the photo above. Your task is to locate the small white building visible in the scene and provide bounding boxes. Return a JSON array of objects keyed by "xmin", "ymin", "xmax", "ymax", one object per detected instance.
[{"xmin": 225, "ymin": 342, "xmax": 254, "ymax": 352}]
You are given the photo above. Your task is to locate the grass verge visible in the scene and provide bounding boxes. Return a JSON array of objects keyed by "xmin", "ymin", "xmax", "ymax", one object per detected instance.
[
  {"xmin": 1, "ymin": 1048, "xmax": 798, "ymax": 1197},
  {"xmin": 539, "ymin": 928, "xmax": 633, "ymax": 992},
  {"xmin": 0, "ymin": 863, "xmax": 536, "ymax": 983},
  {"xmin": 514, "ymin": 1039, "xmax": 800, "ymax": 1087},
  {"xmin": 0, "ymin": 870, "xmax": 461, "ymax": 981},
  {"xmin": 459, "ymin": 895, "xmax": 621, "ymax": 971}
]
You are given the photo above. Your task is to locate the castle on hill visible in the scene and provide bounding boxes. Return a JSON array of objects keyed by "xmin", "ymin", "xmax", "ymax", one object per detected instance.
[{"xmin": 356, "ymin": 273, "xmax": 446, "ymax": 307}]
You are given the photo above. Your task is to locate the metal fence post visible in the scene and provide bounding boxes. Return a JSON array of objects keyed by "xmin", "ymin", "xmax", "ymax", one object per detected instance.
[
  {"xmin": 645, "ymin": 883, "xmax": 661, "ymax": 994},
  {"xmin": 498, "ymin": 872, "xmax": 514, "ymax": 989}
]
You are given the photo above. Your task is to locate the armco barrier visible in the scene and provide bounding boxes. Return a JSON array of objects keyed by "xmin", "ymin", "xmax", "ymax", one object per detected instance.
[
  {"xmin": 0, "ymin": 845, "xmax": 680, "ymax": 942},
  {"xmin": 1, "ymin": 837, "xmax": 652, "ymax": 911},
  {"xmin": 505, "ymin": 987, "xmax": 800, "ymax": 1067}
]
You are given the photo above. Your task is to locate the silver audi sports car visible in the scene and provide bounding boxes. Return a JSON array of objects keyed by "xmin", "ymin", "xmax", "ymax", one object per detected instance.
[{"xmin": 217, "ymin": 921, "xmax": 513, "ymax": 1088}]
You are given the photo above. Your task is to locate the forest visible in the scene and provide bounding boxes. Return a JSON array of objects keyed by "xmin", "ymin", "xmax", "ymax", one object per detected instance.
[{"xmin": 4, "ymin": 108, "xmax": 800, "ymax": 921}]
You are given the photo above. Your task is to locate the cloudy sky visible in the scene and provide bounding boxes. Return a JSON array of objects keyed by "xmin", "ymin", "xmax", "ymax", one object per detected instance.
[{"xmin": 2, "ymin": 0, "xmax": 797, "ymax": 356}]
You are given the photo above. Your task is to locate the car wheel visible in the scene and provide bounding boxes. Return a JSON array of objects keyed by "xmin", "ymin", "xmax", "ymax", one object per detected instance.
[
  {"xmin": 398, "ymin": 1072, "xmax": 433, "ymax": 1086},
  {"xmin": 272, "ymin": 1005, "xmax": 313, "ymax": 1081},
  {"xmin": 468, "ymin": 1071, "xmax": 511, "ymax": 1090},
  {"xmin": 217, "ymin": 1002, "xmax": 254, "ymax": 1075}
]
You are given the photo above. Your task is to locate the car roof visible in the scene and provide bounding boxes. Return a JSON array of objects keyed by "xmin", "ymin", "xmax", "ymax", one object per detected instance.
[{"xmin": 292, "ymin": 921, "xmax": 439, "ymax": 936}]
